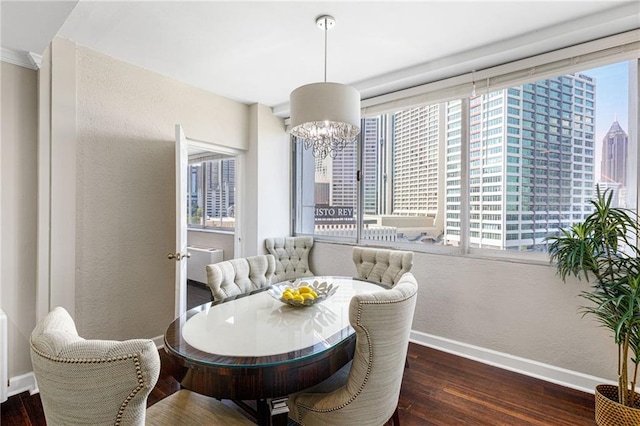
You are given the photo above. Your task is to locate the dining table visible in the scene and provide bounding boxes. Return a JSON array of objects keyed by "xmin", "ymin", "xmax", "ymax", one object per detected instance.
[{"xmin": 163, "ymin": 276, "xmax": 385, "ymax": 426}]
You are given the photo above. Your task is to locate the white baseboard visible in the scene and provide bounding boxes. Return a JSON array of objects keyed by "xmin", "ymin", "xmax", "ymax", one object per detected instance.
[
  {"xmin": 410, "ymin": 330, "xmax": 615, "ymax": 395},
  {"xmin": 7, "ymin": 372, "xmax": 38, "ymax": 398}
]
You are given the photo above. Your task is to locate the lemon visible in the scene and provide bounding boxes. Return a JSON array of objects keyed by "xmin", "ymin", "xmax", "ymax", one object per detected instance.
[
  {"xmin": 309, "ymin": 290, "xmax": 318, "ymax": 298},
  {"xmin": 292, "ymin": 294, "xmax": 305, "ymax": 303},
  {"xmin": 282, "ymin": 292, "xmax": 293, "ymax": 300},
  {"xmin": 299, "ymin": 286, "xmax": 312, "ymax": 294}
]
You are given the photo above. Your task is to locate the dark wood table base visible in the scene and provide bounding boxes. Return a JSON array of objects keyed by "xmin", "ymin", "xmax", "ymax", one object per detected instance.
[{"xmin": 164, "ymin": 333, "xmax": 356, "ymax": 425}]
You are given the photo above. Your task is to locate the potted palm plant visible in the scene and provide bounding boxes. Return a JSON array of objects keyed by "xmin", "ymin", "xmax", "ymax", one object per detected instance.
[{"xmin": 547, "ymin": 186, "xmax": 640, "ymax": 425}]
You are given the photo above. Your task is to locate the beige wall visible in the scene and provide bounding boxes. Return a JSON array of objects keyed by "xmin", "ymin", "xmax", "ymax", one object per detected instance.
[
  {"xmin": 72, "ymin": 44, "xmax": 251, "ymax": 340},
  {"xmin": 1, "ymin": 62, "xmax": 38, "ymax": 377},
  {"xmin": 311, "ymin": 242, "xmax": 616, "ymax": 382}
]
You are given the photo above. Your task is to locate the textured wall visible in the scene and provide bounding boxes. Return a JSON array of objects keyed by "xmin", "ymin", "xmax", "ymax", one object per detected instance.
[
  {"xmin": 74, "ymin": 44, "xmax": 249, "ymax": 340},
  {"xmin": 311, "ymin": 241, "xmax": 616, "ymax": 382},
  {"xmin": 1, "ymin": 62, "xmax": 38, "ymax": 377}
]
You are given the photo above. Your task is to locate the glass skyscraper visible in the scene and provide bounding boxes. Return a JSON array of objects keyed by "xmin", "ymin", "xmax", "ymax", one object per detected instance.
[
  {"xmin": 601, "ymin": 119, "xmax": 628, "ymax": 186},
  {"xmin": 392, "ymin": 104, "xmax": 441, "ymax": 217},
  {"xmin": 446, "ymin": 73, "xmax": 596, "ymax": 250}
]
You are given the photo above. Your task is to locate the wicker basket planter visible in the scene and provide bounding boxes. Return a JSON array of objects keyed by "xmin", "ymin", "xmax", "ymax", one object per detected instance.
[{"xmin": 595, "ymin": 384, "xmax": 640, "ymax": 426}]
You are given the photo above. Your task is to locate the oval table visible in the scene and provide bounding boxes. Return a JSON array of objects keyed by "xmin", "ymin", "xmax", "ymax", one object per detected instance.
[{"xmin": 163, "ymin": 276, "xmax": 384, "ymax": 425}]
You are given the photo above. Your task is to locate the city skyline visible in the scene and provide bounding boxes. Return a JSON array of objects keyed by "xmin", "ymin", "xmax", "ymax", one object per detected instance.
[
  {"xmin": 584, "ymin": 61, "xmax": 629, "ymax": 181},
  {"xmin": 311, "ymin": 59, "xmax": 633, "ymax": 250}
]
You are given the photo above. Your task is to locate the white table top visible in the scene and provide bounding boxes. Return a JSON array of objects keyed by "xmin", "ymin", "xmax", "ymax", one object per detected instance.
[{"xmin": 181, "ymin": 276, "xmax": 383, "ymax": 358}]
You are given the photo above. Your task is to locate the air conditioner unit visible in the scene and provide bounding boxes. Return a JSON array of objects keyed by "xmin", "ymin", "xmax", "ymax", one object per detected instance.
[{"xmin": 187, "ymin": 246, "xmax": 223, "ymax": 285}]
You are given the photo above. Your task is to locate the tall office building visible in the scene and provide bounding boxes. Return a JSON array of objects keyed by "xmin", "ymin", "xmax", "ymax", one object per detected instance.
[
  {"xmin": 362, "ymin": 117, "xmax": 380, "ymax": 214},
  {"xmin": 445, "ymin": 73, "xmax": 596, "ymax": 250},
  {"xmin": 314, "ymin": 118, "xmax": 380, "ymax": 212},
  {"xmin": 314, "ymin": 155, "xmax": 331, "ymax": 205},
  {"xmin": 204, "ymin": 158, "xmax": 235, "ymax": 218},
  {"xmin": 318, "ymin": 141, "xmax": 357, "ymax": 209},
  {"xmin": 391, "ymin": 104, "xmax": 441, "ymax": 217},
  {"xmin": 600, "ymin": 119, "xmax": 628, "ymax": 185}
]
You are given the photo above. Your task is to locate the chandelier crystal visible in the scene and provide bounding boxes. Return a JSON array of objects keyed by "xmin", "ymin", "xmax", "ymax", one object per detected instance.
[
  {"xmin": 296, "ymin": 120, "xmax": 359, "ymax": 159},
  {"xmin": 289, "ymin": 15, "xmax": 360, "ymax": 159}
]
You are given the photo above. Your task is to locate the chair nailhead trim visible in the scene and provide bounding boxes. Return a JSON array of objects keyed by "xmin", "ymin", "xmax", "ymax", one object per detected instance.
[{"xmin": 296, "ymin": 293, "xmax": 416, "ymax": 417}]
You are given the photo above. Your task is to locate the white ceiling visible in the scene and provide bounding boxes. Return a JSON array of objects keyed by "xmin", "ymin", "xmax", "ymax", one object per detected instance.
[{"xmin": 2, "ymin": 1, "xmax": 639, "ymax": 117}]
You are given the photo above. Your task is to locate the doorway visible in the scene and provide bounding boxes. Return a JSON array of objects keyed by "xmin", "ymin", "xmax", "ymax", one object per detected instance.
[{"xmin": 175, "ymin": 126, "xmax": 243, "ymax": 316}]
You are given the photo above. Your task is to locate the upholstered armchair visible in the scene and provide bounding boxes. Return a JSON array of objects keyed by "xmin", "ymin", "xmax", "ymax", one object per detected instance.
[
  {"xmin": 206, "ymin": 254, "xmax": 276, "ymax": 301},
  {"xmin": 264, "ymin": 236, "xmax": 314, "ymax": 283},
  {"xmin": 287, "ymin": 272, "xmax": 418, "ymax": 425},
  {"xmin": 352, "ymin": 246, "xmax": 414, "ymax": 287},
  {"xmin": 30, "ymin": 306, "xmax": 252, "ymax": 426}
]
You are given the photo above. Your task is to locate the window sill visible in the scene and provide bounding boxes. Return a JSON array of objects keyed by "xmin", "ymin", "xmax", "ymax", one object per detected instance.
[
  {"xmin": 313, "ymin": 236, "xmax": 553, "ymax": 267},
  {"xmin": 187, "ymin": 227, "xmax": 234, "ymax": 236}
]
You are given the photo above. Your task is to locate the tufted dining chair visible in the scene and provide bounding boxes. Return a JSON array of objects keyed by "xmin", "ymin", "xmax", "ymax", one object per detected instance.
[
  {"xmin": 264, "ymin": 236, "xmax": 314, "ymax": 283},
  {"xmin": 287, "ymin": 272, "xmax": 418, "ymax": 426},
  {"xmin": 206, "ymin": 254, "xmax": 276, "ymax": 301},
  {"xmin": 352, "ymin": 246, "xmax": 414, "ymax": 287},
  {"xmin": 30, "ymin": 306, "xmax": 253, "ymax": 426}
]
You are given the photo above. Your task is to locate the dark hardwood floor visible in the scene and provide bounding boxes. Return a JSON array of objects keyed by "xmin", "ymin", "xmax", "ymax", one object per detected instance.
[
  {"xmin": 187, "ymin": 279, "xmax": 214, "ymax": 309},
  {"xmin": 0, "ymin": 343, "xmax": 596, "ymax": 425},
  {"xmin": 2, "ymin": 282, "xmax": 596, "ymax": 425}
]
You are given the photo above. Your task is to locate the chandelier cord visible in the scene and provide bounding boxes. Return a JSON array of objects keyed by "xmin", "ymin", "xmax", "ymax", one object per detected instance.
[
  {"xmin": 323, "ymin": 17, "xmax": 328, "ymax": 83},
  {"xmin": 289, "ymin": 14, "xmax": 360, "ymax": 159}
]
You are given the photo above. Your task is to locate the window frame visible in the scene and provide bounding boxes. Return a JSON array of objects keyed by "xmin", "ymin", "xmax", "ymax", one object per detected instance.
[{"xmin": 292, "ymin": 30, "xmax": 639, "ymax": 264}]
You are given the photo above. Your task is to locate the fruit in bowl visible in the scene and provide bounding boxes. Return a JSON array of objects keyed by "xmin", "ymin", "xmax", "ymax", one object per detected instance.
[
  {"xmin": 282, "ymin": 285, "xmax": 318, "ymax": 303},
  {"xmin": 271, "ymin": 280, "xmax": 338, "ymax": 307}
]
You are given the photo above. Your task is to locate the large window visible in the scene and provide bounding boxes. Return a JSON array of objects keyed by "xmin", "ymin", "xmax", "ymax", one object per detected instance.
[
  {"xmin": 188, "ymin": 156, "xmax": 235, "ymax": 230},
  {"xmin": 293, "ymin": 55, "xmax": 637, "ymax": 256}
]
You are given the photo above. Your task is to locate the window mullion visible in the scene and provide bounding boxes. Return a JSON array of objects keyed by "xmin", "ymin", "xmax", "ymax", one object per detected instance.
[
  {"xmin": 356, "ymin": 123, "xmax": 363, "ymax": 243},
  {"xmin": 459, "ymin": 98, "xmax": 471, "ymax": 254},
  {"xmin": 200, "ymin": 162, "xmax": 207, "ymax": 229},
  {"xmin": 218, "ymin": 161, "xmax": 223, "ymax": 228}
]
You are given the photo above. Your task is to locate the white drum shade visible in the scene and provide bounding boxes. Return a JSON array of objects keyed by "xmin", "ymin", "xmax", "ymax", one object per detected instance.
[
  {"xmin": 290, "ymin": 82, "xmax": 361, "ymax": 130},
  {"xmin": 289, "ymin": 82, "xmax": 361, "ymax": 158}
]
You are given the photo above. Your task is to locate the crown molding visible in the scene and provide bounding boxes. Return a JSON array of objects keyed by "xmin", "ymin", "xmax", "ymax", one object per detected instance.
[
  {"xmin": 28, "ymin": 52, "xmax": 42, "ymax": 69},
  {"xmin": 1, "ymin": 47, "xmax": 41, "ymax": 70}
]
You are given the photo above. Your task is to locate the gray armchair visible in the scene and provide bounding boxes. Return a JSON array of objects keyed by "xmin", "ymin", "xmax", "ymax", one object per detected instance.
[
  {"xmin": 206, "ymin": 254, "xmax": 276, "ymax": 301},
  {"xmin": 352, "ymin": 246, "xmax": 414, "ymax": 287},
  {"xmin": 287, "ymin": 272, "xmax": 418, "ymax": 425},
  {"xmin": 265, "ymin": 236, "xmax": 314, "ymax": 283},
  {"xmin": 30, "ymin": 306, "xmax": 252, "ymax": 426}
]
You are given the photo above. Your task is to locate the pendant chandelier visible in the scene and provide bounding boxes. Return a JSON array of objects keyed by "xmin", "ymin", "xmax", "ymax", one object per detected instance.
[{"xmin": 289, "ymin": 15, "xmax": 361, "ymax": 159}]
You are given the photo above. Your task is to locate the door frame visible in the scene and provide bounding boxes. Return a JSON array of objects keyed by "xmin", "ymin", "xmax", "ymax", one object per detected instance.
[{"xmin": 175, "ymin": 126, "xmax": 244, "ymax": 317}]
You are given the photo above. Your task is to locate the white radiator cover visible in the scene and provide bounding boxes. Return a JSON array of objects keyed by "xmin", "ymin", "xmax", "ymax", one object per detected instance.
[
  {"xmin": 187, "ymin": 246, "xmax": 223, "ymax": 285},
  {"xmin": 1, "ymin": 308, "xmax": 7, "ymax": 403}
]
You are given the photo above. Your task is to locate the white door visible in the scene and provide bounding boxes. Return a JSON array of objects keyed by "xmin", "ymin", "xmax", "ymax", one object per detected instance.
[{"xmin": 172, "ymin": 124, "xmax": 189, "ymax": 318}]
